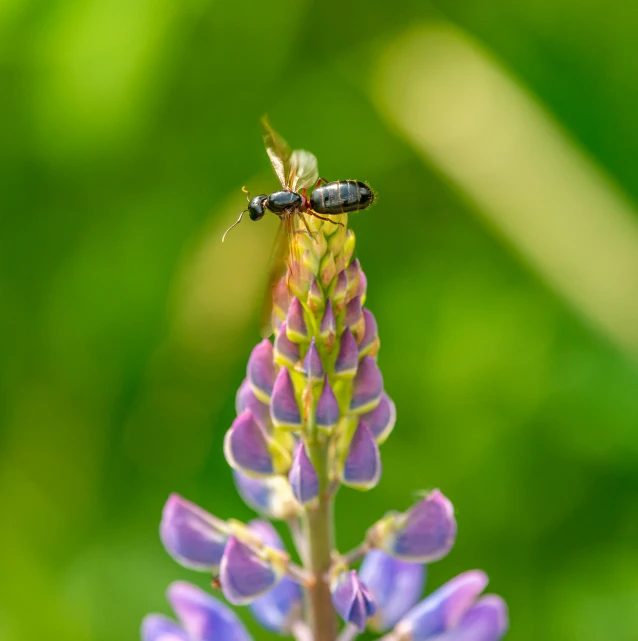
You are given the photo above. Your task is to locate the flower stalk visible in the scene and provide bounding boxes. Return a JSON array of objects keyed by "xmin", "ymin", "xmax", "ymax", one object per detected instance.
[{"xmin": 142, "ymin": 126, "xmax": 508, "ymax": 641}]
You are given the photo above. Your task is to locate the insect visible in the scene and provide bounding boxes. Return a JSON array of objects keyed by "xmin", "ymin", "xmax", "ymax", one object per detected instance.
[
  {"xmin": 222, "ymin": 119, "xmax": 375, "ymax": 335},
  {"xmin": 222, "ymin": 120, "xmax": 375, "ymax": 243}
]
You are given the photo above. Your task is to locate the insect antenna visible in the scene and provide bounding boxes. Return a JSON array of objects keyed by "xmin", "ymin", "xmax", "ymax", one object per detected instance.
[{"xmin": 222, "ymin": 208, "xmax": 248, "ymax": 242}]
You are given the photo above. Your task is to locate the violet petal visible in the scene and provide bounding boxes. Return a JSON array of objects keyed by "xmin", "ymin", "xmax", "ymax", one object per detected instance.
[
  {"xmin": 160, "ymin": 494, "xmax": 227, "ymax": 571},
  {"xmin": 289, "ymin": 442, "xmax": 320, "ymax": 504},
  {"xmin": 320, "ymin": 299, "xmax": 336, "ymax": 339},
  {"xmin": 224, "ymin": 410, "xmax": 274, "ymax": 477},
  {"xmin": 274, "ymin": 322, "xmax": 300, "ymax": 368},
  {"xmin": 361, "ymin": 392, "xmax": 396, "ymax": 443},
  {"xmin": 303, "ymin": 337, "xmax": 324, "ymax": 382},
  {"xmin": 331, "ymin": 570, "xmax": 376, "ymax": 632},
  {"xmin": 358, "ymin": 308, "xmax": 379, "ymax": 355},
  {"xmin": 359, "ymin": 549, "xmax": 425, "ymax": 632},
  {"xmin": 233, "ymin": 471, "xmax": 298, "ymax": 520},
  {"xmin": 350, "ymin": 356, "xmax": 383, "ymax": 413},
  {"xmin": 141, "ymin": 615, "xmax": 188, "ymax": 641},
  {"xmin": 335, "ymin": 328, "xmax": 359, "ymax": 377},
  {"xmin": 316, "ymin": 376, "xmax": 340, "ymax": 433},
  {"xmin": 247, "ymin": 339, "xmax": 276, "ymax": 402},
  {"xmin": 270, "ymin": 368, "xmax": 302, "ymax": 429},
  {"xmin": 167, "ymin": 581, "xmax": 252, "ymax": 641},
  {"xmin": 236, "ymin": 379, "xmax": 271, "ymax": 431},
  {"xmin": 341, "ymin": 420, "xmax": 381, "ymax": 489},
  {"xmin": 286, "ymin": 297, "xmax": 308, "ymax": 341}
]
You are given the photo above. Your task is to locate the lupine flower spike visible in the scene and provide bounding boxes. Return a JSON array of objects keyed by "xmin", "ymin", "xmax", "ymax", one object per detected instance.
[{"xmin": 144, "ymin": 122, "xmax": 508, "ymax": 641}]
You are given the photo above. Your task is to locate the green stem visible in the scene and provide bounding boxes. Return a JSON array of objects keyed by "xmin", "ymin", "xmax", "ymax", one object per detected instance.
[{"xmin": 304, "ymin": 443, "xmax": 337, "ymax": 641}]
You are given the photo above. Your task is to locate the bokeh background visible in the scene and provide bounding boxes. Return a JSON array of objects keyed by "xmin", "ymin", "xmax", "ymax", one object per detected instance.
[{"xmin": 2, "ymin": 1, "xmax": 638, "ymax": 640}]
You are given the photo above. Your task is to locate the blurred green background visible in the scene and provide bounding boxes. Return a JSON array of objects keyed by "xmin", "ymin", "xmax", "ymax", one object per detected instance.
[{"xmin": 2, "ymin": 1, "xmax": 638, "ymax": 640}]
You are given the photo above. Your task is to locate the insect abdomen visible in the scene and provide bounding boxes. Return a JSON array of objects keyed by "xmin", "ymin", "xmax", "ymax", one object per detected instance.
[{"xmin": 310, "ymin": 180, "xmax": 374, "ymax": 214}]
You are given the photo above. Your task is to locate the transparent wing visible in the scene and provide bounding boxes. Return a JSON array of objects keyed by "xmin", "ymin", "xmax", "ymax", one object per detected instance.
[
  {"xmin": 289, "ymin": 149, "xmax": 319, "ymax": 192},
  {"xmin": 259, "ymin": 216, "xmax": 300, "ymax": 337},
  {"xmin": 262, "ymin": 116, "xmax": 292, "ymax": 189}
]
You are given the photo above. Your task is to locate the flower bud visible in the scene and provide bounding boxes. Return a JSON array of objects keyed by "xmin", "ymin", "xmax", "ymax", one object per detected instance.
[
  {"xmin": 350, "ymin": 356, "xmax": 383, "ymax": 413},
  {"xmin": 270, "ymin": 368, "xmax": 302, "ymax": 430},
  {"xmin": 359, "ymin": 549, "xmax": 425, "ymax": 632},
  {"xmin": 346, "ymin": 295, "xmax": 365, "ymax": 339},
  {"xmin": 274, "ymin": 322, "xmax": 300, "ymax": 368},
  {"xmin": 315, "ymin": 376, "xmax": 340, "ymax": 433},
  {"xmin": 288, "ymin": 442, "xmax": 319, "ymax": 505},
  {"xmin": 341, "ymin": 420, "xmax": 381, "ymax": 490},
  {"xmin": 358, "ymin": 308, "xmax": 380, "ymax": 357},
  {"xmin": 319, "ymin": 298, "xmax": 336, "ymax": 345},
  {"xmin": 361, "ymin": 392, "xmax": 396, "ymax": 444},
  {"xmin": 219, "ymin": 536, "xmax": 283, "ymax": 605},
  {"xmin": 233, "ymin": 471, "xmax": 299, "ymax": 520},
  {"xmin": 394, "ymin": 571, "xmax": 508, "ymax": 641},
  {"xmin": 331, "ymin": 270, "xmax": 348, "ymax": 309},
  {"xmin": 335, "ymin": 328, "xmax": 359, "ymax": 377},
  {"xmin": 224, "ymin": 410, "xmax": 291, "ymax": 477},
  {"xmin": 320, "ymin": 252, "xmax": 337, "ymax": 287},
  {"xmin": 330, "ymin": 570, "xmax": 376, "ymax": 631},
  {"xmin": 368, "ymin": 490, "xmax": 456, "ymax": 563},
  {"xmin": 247, "ymin": 339, "xmax": 276, "ymax": 403},
  {"xmin": 236, "ymin": 379, "xmax": 271, "ymax": 431},
  {"xmin": 346, "ymin": 259, "xmax": 361, "ymax": 299},
  {"xmin": 160, "ymin": 494, "xmax": 227, "ymax": 572},
  {"xmin": 307, "ymin": 275, "xmax": 324, "ymax": 312},
  {"xmin": 303, "ymin": 337, "xmax": 324, "ymax": 382},
  {"xmin": 286, "ymin": 297, "xmax": 308, "ymax": 342},
  {"xmin": 142, "ymin": 614, "xmax": 187, "ymax": 641}
]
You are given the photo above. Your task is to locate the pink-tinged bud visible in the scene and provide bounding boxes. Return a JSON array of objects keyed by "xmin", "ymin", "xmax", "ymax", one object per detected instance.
[
  {"xmin": 224, "ymin": 410, "xmax": 289, "ymax": 477},
  {"xmin": 341, "ymin": 420, "xmax": 381, "ymax": 490},
  {"xmin": 358, "ymin": 308, "xmax": 380, "ymax": 357},
  {"xmin": 335, "ymin": 328, "xmax": 359, "ymax": 377},
  {"xmin": 395, "ymin": 571, "xmax": 507, "ymax": 641},
  {"xmin": 357, "ymin": 269, "xmax": 368, "ymax": 303},
  {"xmin": 272, "ymin": 277, "xmax": 291, "ymax": 321},
  {"xmin": 362, "ymin": 392, "xmax": 396, "ymax": 444},
  {"xmin": 286, "ymin": 297, "xmax": 308, "ymax": 342},
  {"xmin": 331, "ymin": 270, "xmax": 348, "ymax": 309},
  {"xmin": 320, "ymin": 252, "xmax": 337, "ymax": 287},
  {"xmin": 247, "ymin": 339, "xmax": 276, "ymax": 403},
  {"xmin": 360, "ymin": 550, "xmax": 425, "ymax": 632},
  {"xmin": 236, "ymin": 379, "xmax": 271, "ymax": 431},
  {"xmin": 315, "ymin": 376, "xmax": 340, "ymax": 433},
  {"xmin": 346, "ymin": 295, "xmax": 365, "ymax": 339},
  {"xmin": 161, "ymin": 581, "xmax": 252, "ymax": 641},
  {"xmin": 369, "ymin": 490, "xmax": 457, "ymax": 563},
  {"xmin": 288, "ymin": 442, "xmax": 319, "ymax": 505},
  {"xmin": 330, "ymin": 570, "xmax": 376, "ymax": 632},
  {"xmin": 160, "ymin": 494, "xmax": 227, "ymax": 571},
  {"xmin": 219, "ymin": 537, "xmax": 282, "ymax": 605},
  {"xmin": 320, "ymin": 299, "xmax": 336, "ymax": 344},
  {"xmin": 274, "ymin": 322, "xmax": 300, "ymax": 368},
  {"xmin": 346, "ymin": 259, "xmax": 361, "ymax": 299},
  {"xmin": 307, "ymin": 275, "xmax": 324, "ymax": 313},
  {"xmin": 233, "ymin": 471, "xmax": 299, "ymax": 520},
  {"xmin": 350, "ymin": 356, "xmax": 384, "ymax": 413},
  {"xmin": 270, "ymin": 368, "xmax": 302, "ymax": 429},
  {"xmin": 303, "ymin": 337, "xmax": 324, "ymax": 382}
]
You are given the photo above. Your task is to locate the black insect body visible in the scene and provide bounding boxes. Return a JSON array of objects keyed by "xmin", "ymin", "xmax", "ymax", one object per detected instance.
[{"xmin": 310, "ymin": 180, "xmax": 374, "ymax": 215}]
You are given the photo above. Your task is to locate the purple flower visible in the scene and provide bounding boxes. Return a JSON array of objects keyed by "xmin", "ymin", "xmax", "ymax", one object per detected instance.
[
  {"xmin": 224, "ymin": 410, "xmax": 279, "ymax": 477},
  {"xmin": 247, "ymin": 520, "xmax": 303, "ymax": 633},
  {"xmin": 394, "ymin": 571, "xmax": 508, "ymax": 641},
  {"xmin": 341, "ymin": 420, "xmax": 382, "ymax": 489},
  {"xmin": 315, "ymin": 375, "xmax": 340, "ymax": 433},
  {"xmin": 335, "ymin": 327, "xmax": 359, "ymax": 377},
  {"xmin": 247, "ymin": 339, "xmax": 276, "ymax": 403},
  {"xmin": 160, "ymin": 494, "xmax": 227, "ymax": 571},
  {"xmin": 142, "ymin": 581, "xmax": 252, "ymax": 641},
  {"xmin": 270, "ymin": 368, "xmax": 302, "ymax": 429},
  {"xmin": 286, "ymin": 297, "xmax": 308, "ymax": 341},
  {"xmin": 350, "ymin": 356, "xmax": 383, "ymax": 413},
  {"xmin": 274, "ymin": 322, "xmax": 300, "ymax": 368},
  {"xmin": 330, "ymin": 570, "xmax": 376, "ymax": 631},
  {"xmin": 303, "ymin": 337, "xmax": 324, "ymax": 381},
  {"xmin": 361, "ymin": 391, "xmax": 396, "ymax": 443},
  {"xmin": 359, "ymin": 549, "xmax": 425, "ymax": 632},
  {"xmin": 370, "ymin": 490, "xmax": 457, "ymax": 563},
  {"xmin": 232, "ymin": 471, "xmax": 299, "ymax": 520},
  {"xmin": 236, "ymin": 379, "xmax": 271, "ymax": 431}
]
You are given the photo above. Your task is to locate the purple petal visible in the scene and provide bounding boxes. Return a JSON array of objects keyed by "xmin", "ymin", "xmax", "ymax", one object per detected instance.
[
  {"xmin": 359, "ymin": 550, "xmax": 425, "ymax": 632},
  {"xmin": 236, "ymin": 379, "xmax": 271, "ymax": 431},
  {"xmin": 219, "ymin": 537, "xmax": 280, "ymax": 605},
  {"xmin": 224, "ymin": 410, "xmax": 274, "ymax": 476},
  {"xmin": 270, "ymin": 368, "xmax": 302, "ymax": 429},
  {"xmin": 289, "ymin": 442, "xmax": 319, "ymax": 504},
  {"xmin": 332, "ymin": 270, "xmax": 348, "ymax": 306},
  {"xmin": 233, "ymin": 471, "xmax": 298, "ymax": 520},
  {"xmin": 358, "ymin": 308, "xmax": 379, "ymax": 356},
  {"xmin": 385, "ymin": 490, "xmax": 457, "ymax": 563},
  {"xmin": 320, "ymin": 299, "xmax": 336, "ymax": 339},
  {"xmin": 286, "ymin": 297, "xmax": 308, "ymax": 341},
  {"xmin": 357, "ymin": 270, "xmax": 368, "ymax": 300},
  {"xmin": 350, "ymin": 356, "xmax": 383, "ymax": 413},
  {"xmin": 160, "ymin": 494, "xmax": 227, "ymax": 571},
  {"xmin": 439, "ymin": 595, "xmax": 508, "ymax": 641},
  {"xmin": 331, "ymin": 570, "xmax": 376, "ymax": 632},
  {"xmin": 167, "ymin": 581, "xmax": 252, "ymax": 641},
  {"xmin": 335, "ymin": 328, "xmax": 359, "ymax": 377},
  {"xmin": 141, "ymin": 615, "xmax": 188, "ymax": 641},
  {"xmin": 307, "ymin": 276, "xmax": 324, "ymax": 312},
  {"xmin": 346, "ymin": 259, "xmax": 361, "ymax": 298},
  {"xmin": 341, "ymin": 420, "xmax": 381, "ymax": 489},
  {"xmin": 247, "ymin": 339, "xmax": 276, "ymax": 402},
  {"xmin": 303, "ymin": 337, "xmax": 324, "ymax": 381},
  {"xmin": 397, "ymin": 571, "xmax": 489, "ymax": 640},
  {"xmin": 249, "ymin": 575, "xmax": 303, "ymax": 634},
  {"xmin": 316, "ymin": 376, "xmax": 340, "ymax": 433},
  {"xmin": 361, "ymin": 392, "xmax": 396, "ymax": 443},
  {"xmin": 274, "ymin": 322, "xmax": 300, "ymax": 368},
  {"xmin": 346, "ymin": 295, "xmax": 364, "ymax": 336},
  {"xmin": 247, "ymin": 519, "xmax": 285, "ymax": 549}
]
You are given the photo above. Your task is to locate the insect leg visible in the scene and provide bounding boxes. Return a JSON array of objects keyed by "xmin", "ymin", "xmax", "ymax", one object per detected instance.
[
  {"xmin": 297, "ymin": 211, "xmax": 316, "ymax": 239},
  {"xmin": 307, "ymin": 211, "xmax": 345, "ymax": 227}
]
